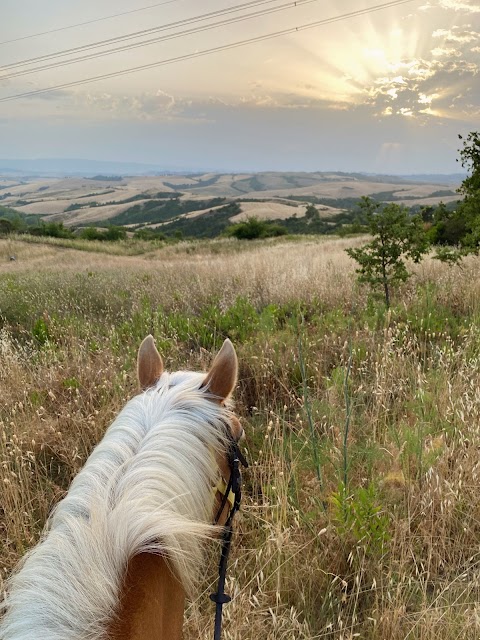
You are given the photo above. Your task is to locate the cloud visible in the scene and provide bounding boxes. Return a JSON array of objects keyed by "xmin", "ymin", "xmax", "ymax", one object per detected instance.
[
  {"xmin": 362, "ymin": 15, "xmax": 480, "ymax": 121},
  {"xmin": 365, "ymin": 53, "xmax": 479, "ymax": 119},
  {"xmin": 72, "ymin": 89, "xmax": 189, "ymax": 121},
  {"xmin": 431, "ymin": 47, "xmax": 462, "ymax": 57},
  {"xmin": 431, "ymin": 47, "xmax": 462, "ymax": 58},
  {"xmin": 421, "ymin": 0, "xmax": 480, "ymax": 12},
  {"xmin": 432, "ymin": 27, "xmax": 479, "ymax": 43},
  {"xmin": 27, "ymin": 89, "xmax": 73, "ymax": 102},
  {"xmin": 0, "ymin": 84, "xmax": 72, "ymax": 103},
  {"xmin": 68, "ymin": 87, "xmax": 338, "ymax": 123},
  {"xmin": 438, "ymin": 0, "xmax": 480, "ymax": 12},
  {"xmin": 71, "ymin": 86, "xmax": 341, "ymax": 121}
]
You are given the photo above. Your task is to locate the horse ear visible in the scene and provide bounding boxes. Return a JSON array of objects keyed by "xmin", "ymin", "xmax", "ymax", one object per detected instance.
[
  {"xmin": 203, "ymin": 339, "xmax": 238, "ymax": 401},
  {"xmin": 137, "ymin": 335, "xmax": 164, "ymax": 390}
]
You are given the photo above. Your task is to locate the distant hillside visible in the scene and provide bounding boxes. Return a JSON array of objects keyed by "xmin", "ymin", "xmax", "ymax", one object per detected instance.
[
  {"xmin": 396, "ymin": 173, "xmax": 464, "ymax": 185},
  {"xmin": 0, "ymin": 160, "xmax": 465, "ymax": 182},
  {"xmin": 0, "ymin": 158, "xmax": 186, "ymax": 177},
  {"xmin": 0, "ymin": 171, "xmax": 461, "ymax": 234}
]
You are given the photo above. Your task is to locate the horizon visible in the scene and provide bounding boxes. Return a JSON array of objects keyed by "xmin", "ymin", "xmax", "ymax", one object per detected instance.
[
  {"xmin": 0, "ymin": 156, "xmax": 467, "ymax": 179},
  {"xmin": 2, "ymin": 0, "xmax": 479, "ymax": 174}
]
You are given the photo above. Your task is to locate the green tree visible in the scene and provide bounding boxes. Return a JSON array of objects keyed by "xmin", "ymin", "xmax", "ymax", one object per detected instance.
[
  {"xmin": 346, "ymin": 197, "xmax": 429, "ymax": 308},
  {"xmin": 0, "ymin": 218, "xmax": 14, "ymax": 235},
  {"xmin": 0, "ymin": 207, "xmax": 27, "ymax": 233},
  {"xmin": 431, "ymin": 132, "xmax": 480, "ymax": 262},
  {"xmin": 456, "ymin": 132, "xmax": 480, "ymax": 251},
  {"xmin": 305, "ymin": 204, "xmax": 320, "ymax": 223},
  {"xmin": 429, "ymin": 201, "xmax": 467, "ymax": 246},
  {"xmin": 458, "ymin": 131, "xmax": 480, "ymax": 198}
]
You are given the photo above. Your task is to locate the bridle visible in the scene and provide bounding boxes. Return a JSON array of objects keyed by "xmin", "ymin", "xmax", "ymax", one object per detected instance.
[{"xmin": 210, "ymin": 435, "xmax": 248, "ymax": 640}]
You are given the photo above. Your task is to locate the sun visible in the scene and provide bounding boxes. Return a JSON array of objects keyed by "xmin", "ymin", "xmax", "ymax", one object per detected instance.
[{"xmin": 254, "ymin": 7, "xmax": 466, "ymax": 120}]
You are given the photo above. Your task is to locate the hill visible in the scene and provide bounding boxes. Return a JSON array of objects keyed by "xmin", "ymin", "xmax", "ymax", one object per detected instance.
[{"xmin": 0, "ymin": 171, "xmax": 460, "ymax": 237}]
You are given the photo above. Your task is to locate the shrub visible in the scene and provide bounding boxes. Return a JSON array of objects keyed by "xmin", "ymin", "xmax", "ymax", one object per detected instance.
[
  {"xmin": 226, "ymin": 216, "xmax": 287, "ymax": 240},
  {"xmin": 29, "ymin": 222, "xmax": 74, "ymax": 239},
  {"xmin": 79, "ymin": 226, "xmax": 127, "ymax": 241}
]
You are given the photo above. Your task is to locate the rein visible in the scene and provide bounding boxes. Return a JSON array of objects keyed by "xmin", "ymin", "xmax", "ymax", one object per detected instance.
[{"xmin": 210, "ymin": 438, "xmax": 248, "ymax": 640}]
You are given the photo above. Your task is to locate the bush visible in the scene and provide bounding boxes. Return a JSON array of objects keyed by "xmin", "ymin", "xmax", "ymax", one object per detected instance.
[
  {"xmin": 79, "ymin": 226, "xmax": 127, "ymax": 241},
  {"xmin": 133, "ymin": 228, "xmax": 166, "ymax": 241},
  {"xmin": 226, "ymin": 216, "xmax": 287, "ymax": 240},
  {"xmin": 0, "ymin": 218, "xmax": 14, "ymax": 235},
  {"xmin": 29, "ymin": 222, "xmax": 74, "ymax": 239}
]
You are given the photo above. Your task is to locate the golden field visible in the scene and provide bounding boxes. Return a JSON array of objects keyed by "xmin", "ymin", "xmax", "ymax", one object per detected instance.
[{"xmin": 1, "ymin": 235, "xmax": 480, "ymax": 639}]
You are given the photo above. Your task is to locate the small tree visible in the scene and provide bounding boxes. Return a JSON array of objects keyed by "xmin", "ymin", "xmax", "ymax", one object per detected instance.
[{"xmin": 346, "ymin": 197, "xmax": 429, "ymax": 308}]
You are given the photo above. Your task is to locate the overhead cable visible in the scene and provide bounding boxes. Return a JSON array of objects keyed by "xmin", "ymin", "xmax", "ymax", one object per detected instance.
[
  {"xmin": 0, "ymin": 0, "xmax": 419, "ymax": 104},
  {"xmin": 0, "ymin": 0, "xmax": 184, "ymax": 46},
  {"xmin": 0, "ymin": 0, "xmax": 321, "ymax": 81},
  {"xmin": 0, "ymin": 0, "xmax": 286, "ymax": 72}
]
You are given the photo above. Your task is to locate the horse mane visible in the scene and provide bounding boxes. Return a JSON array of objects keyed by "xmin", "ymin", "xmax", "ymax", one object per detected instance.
[{"xmin": 0, "ymin": 369, "xmax": 231, "ymax": 640}]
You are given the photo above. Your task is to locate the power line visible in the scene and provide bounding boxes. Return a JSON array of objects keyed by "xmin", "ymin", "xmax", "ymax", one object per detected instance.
[
  {"xmin": 0, "ymin": 0, "xmax": 284, "ymax": 72},
  {"xmin": 0, "ymin": 0, "xmax": 184, "ymax": 47},
  {"xmin": 0, "ymin": 0, "xmax": 419, "ymax": 104},
  {"xmin": 0, "ymin": 0, "xmax": 320, "ymax": 81}
]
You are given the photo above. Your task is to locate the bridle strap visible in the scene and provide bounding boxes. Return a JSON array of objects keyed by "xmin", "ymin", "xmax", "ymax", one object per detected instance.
[
  {"xmin": 214, "ymin": 474, "xmax": 233, "ymax": 524},
  {"xmin": 210, "ymin": 441, "xmax": 248, "ymax": 640}
]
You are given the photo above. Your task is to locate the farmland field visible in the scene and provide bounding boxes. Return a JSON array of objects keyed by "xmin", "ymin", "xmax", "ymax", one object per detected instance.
[
  {"xmin": 1, "ymin": 235, "xmax": 480, "ymax": 639},
  {"xmin": 0, "ymin": 172, "xmax": 460, "ymax": 231}
]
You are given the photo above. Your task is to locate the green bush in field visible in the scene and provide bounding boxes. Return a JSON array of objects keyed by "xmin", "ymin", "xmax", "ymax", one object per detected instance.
[
  {"xmin": 79, "ymin": 226, "xmax": 127, "ymax": 242},
  {"xmin": 331, "ymin": 483, "xmax": 390, "ymax": 550},
  {"xmin": 32, "ymin": 316, "xmax": 50, "ymax": 345},
  {"xmin": 133, "ymin": 228, "xmax": 166, "ymax": 241},
  {"xmin": 29, "ymin": 222, "xmax": 74, "ymax": 239},
  {"xmin": 226, "ymin": 216, "xmax": 287, "ymax": 240}
]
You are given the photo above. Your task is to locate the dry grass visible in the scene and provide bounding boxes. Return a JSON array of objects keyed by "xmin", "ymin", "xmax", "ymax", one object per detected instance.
[
  {"xmin": 1, "ymin": 235, "xmax": 480, "ymax": 638},
  {"xmin": 231, "ymin": 201, "xmax": 309, "ymax": 221}
]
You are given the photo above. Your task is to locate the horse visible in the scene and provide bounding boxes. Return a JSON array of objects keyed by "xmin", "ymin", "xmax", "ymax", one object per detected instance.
[{"xmin": 0, "ymin": 335, "xmax": 244, "ymax": 640}]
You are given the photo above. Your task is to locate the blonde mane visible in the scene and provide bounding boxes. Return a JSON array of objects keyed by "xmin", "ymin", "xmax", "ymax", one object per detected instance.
[{"xmin": 0, "ymin": 369, "xmax": 231, "ymax": 640}]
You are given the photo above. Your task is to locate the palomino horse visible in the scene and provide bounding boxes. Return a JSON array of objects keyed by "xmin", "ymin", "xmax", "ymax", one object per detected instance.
[{"xmin": 0, "ymin": 336, "xmax": 244, "ymax": 640}]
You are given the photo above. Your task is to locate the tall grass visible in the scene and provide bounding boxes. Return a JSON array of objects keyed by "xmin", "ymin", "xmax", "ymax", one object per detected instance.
[{"xmin": 1, "ymin": 235, "xmax": 480, "ymax": 638}]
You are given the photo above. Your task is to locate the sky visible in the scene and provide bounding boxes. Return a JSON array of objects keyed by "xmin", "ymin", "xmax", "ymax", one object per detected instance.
[{"xmin": 0, "ymin": 0, "xmax": 479, "ymax": 174}]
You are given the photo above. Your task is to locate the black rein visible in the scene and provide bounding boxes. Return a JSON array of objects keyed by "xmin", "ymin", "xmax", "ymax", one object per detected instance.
[{"xmin": 210, "ymin": 439, "xmax": 248, "ymax": 640}]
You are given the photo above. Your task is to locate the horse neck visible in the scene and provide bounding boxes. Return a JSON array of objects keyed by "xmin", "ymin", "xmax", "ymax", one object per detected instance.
[{"xmin": 109, "ymin": 553, "xmax": 186, "ymax": 640}]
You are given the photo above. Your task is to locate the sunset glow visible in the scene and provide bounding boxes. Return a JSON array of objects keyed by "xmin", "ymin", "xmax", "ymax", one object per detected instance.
[{"xmin": 1, "ymin": 0, "xmax": 479, "ymax": 172}]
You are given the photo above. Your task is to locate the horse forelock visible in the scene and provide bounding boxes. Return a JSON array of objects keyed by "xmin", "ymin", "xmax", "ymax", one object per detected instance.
[{"xmin": 0, "ymin": 370, "xmax": 231, "ymax": 640}]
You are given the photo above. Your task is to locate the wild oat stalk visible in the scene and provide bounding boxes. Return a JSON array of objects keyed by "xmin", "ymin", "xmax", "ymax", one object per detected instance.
[
  {"xmin": 297, "ymin": 327, "xmax": 322, "ymax": 489},
  {"xmin": 342, "ymin": 343, "xmax": 353, "ymax": 491}
]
